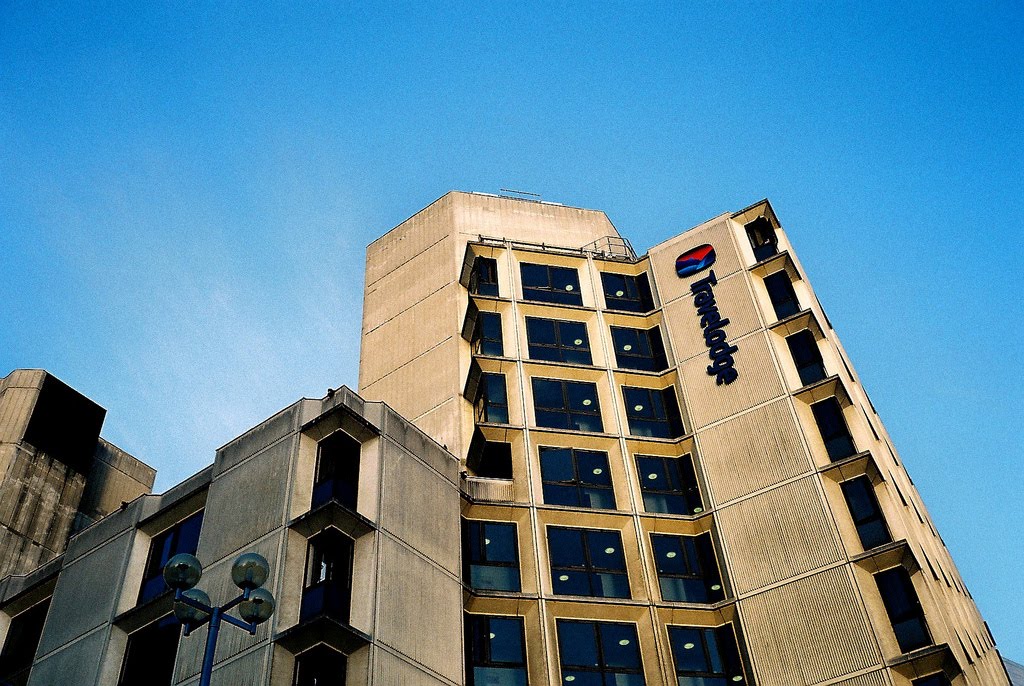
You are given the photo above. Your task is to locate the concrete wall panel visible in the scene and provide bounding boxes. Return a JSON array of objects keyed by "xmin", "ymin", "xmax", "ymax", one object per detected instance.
[
  {"xmin": 359, "ymin": 338, "xmax": 460, "ymax": 427},
  {"xmin": 372, "ymin": 646, "xmax": 456, "ymax": 685},
  {"xmin": 363, "ymin": 235, "xmax": 456, "ymax": 334},
  {"xmin": 718, "ymin": 477, "xmax": 842, "ymax": 594},
  {"xmin": 741, "ymin": 566, "xmax": 881, "ymax": 686},
  {"xmin": 680, "ymin": 331, "xmax": 785, "ymax": 430},
  {"xmin": 27, "ymin": 627, "xmax": 106, "ymax": 686},
  {"xmin": 698, "ymin": 399, "xmax": 811, "ymax": 505}
]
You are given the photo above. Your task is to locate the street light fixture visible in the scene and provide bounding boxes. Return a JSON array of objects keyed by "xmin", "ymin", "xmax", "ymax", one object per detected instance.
[{"xmin": 163, "ymin": 552, "xmax": 276, "ymax": 686}]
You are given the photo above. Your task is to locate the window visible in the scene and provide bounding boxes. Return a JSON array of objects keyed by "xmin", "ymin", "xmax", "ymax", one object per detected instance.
[
  {"xmin": 138, "ymin": 510, "xmax": 204, "ymax": 604},
  {"xmin": 475, "ymin": 312, "xmax": 504, "ymax": 357},
  {"xmin": 611, "ymin": 326, "xmax": 668, "ymax": 372},
  {"xmin": 539, "ymin": 447, "xmax": 615, "ymax": 509},
  {"xmin": 840, "ymin": 477, "xmax": 891, "ymax": 550},
  {"xmin": 548, "ymin": 527, "xmax": 629, "ymax": 598},
  {"xmin": 0, "ymin": 599, "xmax": 50, "ymax": 686},
  {"xmin": 875, "ymin": 567, "xmax": 930, "ymax": 653},
  {"xmin": 463, "ymin": 520, "xmax": 521, "ymax": 592},
  {"xmin": 745, "ymin": 216, "xmax": 778, "ymax": 262},
  {"xmin": 601, "ymin": 272, "xmax": 655, "ymax": 313},
  {"xmin": 477, "ymin": 373, "xmax": 510, "ymax": 424},
  {"xmin": 313, "ymin": 431, "xmax": 360, "ymax": 510},
  {"xmin": 810, "ymin": 398, "xmax": 857, "ymax": 461},
  {"xmin": 531, "ymin": 379, "xmax": 603, "ymax": 432},
  {"xmin": 473, "ymin": 439, "xmax": 514, "ymax": 479},
  {"xmin": 622, "ymin": 387, "xmax": 685, "ymax": 439},
  {"xmin": 635, "ymin": 455, "xmax": 704, "ymax": 515},
  {"xmin": 651, "ymin": 533, "xmax": 724, "ymax": 603},
  {"xmin": 526, "ymin": 317, "xmax": 592, "ymax": 365},
  {"xmin": 668, "ymin": 624, "xmax": 745, "ymax": 685},
  {"xmin": 912, "ymin": 676, "xmax": 950, "ymax": 686},
  {"xmin": 465, "ymin": 615, "xmax": 528, "ymax": 686},
  {"xmin": 520, "ymin": 263, "xmax": 583, "ymax": 306},
  {"xmin": 785, "ymin": 330, "xmax": 826, "ymax": 386},
  {"xmin": 118, "ymin": 615, "xmax": 180, "ymax": 686},
  {"xmin": 471, "ymin": 257, "xmax": 500, "ymax": 297},
  {"xmin": 763, "ymin": 271, "xmax": 800, "ymax": 320},
  {"xmin": 557, "ymin": 620, "xmax": 644, "ymax": 686},
  {"xmin": 294, "ymin": 646, "xmax": 346, "ymax": 686},
  {"xmin": 301, "ymin": 530, "xmax": 353, "ymax": 623}
]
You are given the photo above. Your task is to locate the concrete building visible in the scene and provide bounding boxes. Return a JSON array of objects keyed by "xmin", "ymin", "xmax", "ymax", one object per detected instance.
[{"xmin": 0, "ymin": 191, "xmax": 1014, "ymax": 686}]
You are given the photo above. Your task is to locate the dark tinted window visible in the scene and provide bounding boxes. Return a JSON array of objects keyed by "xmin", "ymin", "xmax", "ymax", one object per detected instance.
[
  {"xmin": 875, "ymin": 567, "xmax": 931, "ymax": 653},
  {"xmin": 294, "ymin": 646, "xmax": 346, "ymax": 686},
  {"xmin": 520, "ymin": 263, "xmax": 583, "ymax": 306},
  {"xmin": 548, "ymin": 527, "xmax": 629, "ymax": 598},
  {"xmin": 623, "ymin": 387, "xmax": 685, "ymax": 439},
  {"xmin": 786, "ymin": 330, "xmax": 826, "ymax": 386},
  {"xmin": 466, "ymin": 615, "xmax": 528, "ymax": 686},
  {"xmin": 611, "ymin": 326, "xmax": 668, "ymax": 372},
  {"xmin": 540, "ymin": 447, "xmax": 614, "ymax": 509},
  {"xmin": 471, "ymin": 257, "xmax": 500, "ymax": 297},
  {"xmin": 841, "ymin": 477, "xmax": 891, "ymax": 550},
  {"xmin": 478, "ymin": 373, "xmax": 510, "ymax": 424},
  {"xmin": 475, "ymin": 312, "xmax": 504, "ymax": 357},
  {"xmin": 668, "ymin": 624, "xmax": 745, "ymax": 685},
  {"xmin": 301, "ymin": 530, "xmax": 353, "ymax": 623},
  {"xmin": 912, "ymin": 676, "xmax": 950, "ymax": 686},
  {"xmin": 811, "ymin": 398, "xmax": 857, "ymax": 461},
  {"xmin": 313, "ymin": 431, "xmax": 360, "ymax": 510},
  {"xmin": 474, "ymin": 439, "xmax": 514, "ymax": 479},
  {"xmin": 531, "ymin": 379, "xmax": 602, "ymax": 433},
  {"xmin": 763, "ymin": 271, "xmax": 800, "ymax": 319},
  {"xmin": 526, "ymin": 318, "xmax": 592, "ymax": 365},
  {"xmin": 557, "ymin": 620, "xmax": 644, "ymax": 685},
  {"xmin": 745, "ymin": 216, "xmax": 778, "ymax": 262},
  {"xmin": 601, "ymin": 272, "xmax": 655, "ymax": 313},
  {"xmin": 0, "ymin": 599, "xmax": 50, "ymax": 686},
  {"xmin": 635, "ymin": 455, "xmax": 704, "ymax": 515},
  {"xmin": 139, "ymin": 510, "xmax": 204, "ymax": 604},
  {"xmin": 652, "ymin": 533, "xmax": 724, "ymax": 603},
  {"xmin": 118, "ymin": 615, "xmax": 180, "ymax": 686},
  {"xmin": 464, "ymin": 520, "xmax": 521, "ymax": 592}
]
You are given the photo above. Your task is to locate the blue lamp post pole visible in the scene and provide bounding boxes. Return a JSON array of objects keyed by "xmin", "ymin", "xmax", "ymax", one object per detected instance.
[{"xmin": 163, "ymin": 553, "xmax": 276, "ymax": 686}]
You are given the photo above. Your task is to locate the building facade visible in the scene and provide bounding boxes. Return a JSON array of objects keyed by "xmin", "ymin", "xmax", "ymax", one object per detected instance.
[
  {"xmin": 359, "ymin": 192, "xmax": 1010, "ymax": 686},
  {"xmin": 0, "ymin": 192, "xmax": 1014, "ymax": 686}
]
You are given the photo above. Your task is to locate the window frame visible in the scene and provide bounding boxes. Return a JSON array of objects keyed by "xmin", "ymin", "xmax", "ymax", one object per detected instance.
[
  {"xmin": 651, "ymin": 532, "xmax": 724, "ymax": 603},
  {"xmin": 556, "ymin": 619, "xmax": 645, "ymax": 685},
  {"xmin": 539, "ymin": 446, "xmax": 615, "ymax": 509},
  {"xmin": 875, "ymin": 567, "xmax": 931, "ymax": 653},
  {"xmin": 138, "ymin": 509, "xmax": 204, "ymax": 605},
  {"xmin": 0, "ymin": 598, "xmax": 50, "ymax": 686},
  {"xmin": 531, "ymin": 378, "xmax": 603, "ymax": 433},
  {"xmin": 525, "ymin": 317, "xmax": 592, "ymax": 365},
  {"xmin": 474, "ymin": 311, "xmax": 505, "ymax": 357},
  {"xmin": 547, "ymin": 526, "xmax": 630, "ymax": 599},
  {"xmin": 745, "ymin": 216, "xmax": 779, "ymax": 262},
  {"xmin": 785, "ymin": 329, "xmax": 826, "ymax": 386},
  {"xmin": 465, "ymin": 614, "xmax": 529, "ymax": 686},
  {"xmin": 610, "ymin": 325, "xmax": 668, "ymax": 372},
  {"xmin": 520, "ymin": 262, "xmax": 583, "ymax": 306},
  {"xmin": 463, "ymin": 519, "xmax": 522, "ymax": 592},
  {"xmin": 634, "ymin": 454, "xmax": 704, "ymax": 515},
  {"xmin": 622, "ymin": 386, "xmax": 685, "ymax": 439},
  {"xmin": 667, "ymin": 624, "xmax": 746, "ymax": 685},
  {"xmin": 840, "ymin": 476, "xmax": 892, "ymax": 550},
  {"xmin": 477, "ymin": 373, "xmax": 510, "ymax": 425},
  {"xmin": 293, "ymin": 645, "xmax": 347, "ymax": 686},
  {"xmin": 810, "ymin": 397, "xmax": 857, "ymax": 461},
  {"xmin": 763, "ymin": 271, "xmax": 800, "ymax": 320},
  {"xmin": 300, "ymin": 530, "xmax": 354, "ymax": 623},
  {"xmin": 600, "ymin": 272, "xmax": 655, "ymax": 313},
  {"xmin": 313, "ymin": 430, "xmax": 361, "ymax": 510},
  {"xmin": 118, "ymin": 614, "xmax": 181, "ymax": 686},
  {"xmin": 470, "ymin": 257, "xmax": 500, "ymax": 297}
]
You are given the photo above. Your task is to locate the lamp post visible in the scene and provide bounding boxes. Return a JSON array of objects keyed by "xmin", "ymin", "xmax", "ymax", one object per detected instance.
[{"xmin": 163, "ymin": 552, "xmax": 276, "ymax": 686}]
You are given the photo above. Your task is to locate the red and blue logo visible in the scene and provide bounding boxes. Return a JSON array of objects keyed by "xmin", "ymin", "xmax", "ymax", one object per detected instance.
[{"xmin": 676, "ymin": 244, "xmax": 716, "ymax": 277}]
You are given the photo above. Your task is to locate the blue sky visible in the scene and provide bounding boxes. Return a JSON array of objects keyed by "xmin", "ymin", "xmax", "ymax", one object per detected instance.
[{"xmin": 2, "ymin": 1, "xmax": 1021, "ymax": 659}]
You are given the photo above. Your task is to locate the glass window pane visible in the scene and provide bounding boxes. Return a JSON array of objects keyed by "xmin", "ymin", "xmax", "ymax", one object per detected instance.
[
  {"xmin": 558, "ymin": 621, "xmax": 599, "ymax": 667},
  {"xmin": 540, "ymin": 447, "xmax": 575, "ymax": 481}
]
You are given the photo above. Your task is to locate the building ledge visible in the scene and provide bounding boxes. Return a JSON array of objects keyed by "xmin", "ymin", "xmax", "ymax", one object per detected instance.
[
  {"xmin": 851, "ymin": 539, "xmax": 920, "ymax": 575},
  {"xmin": 749, "ymin": 250, "xmax": 801, "ymax": 281},
  {"xmin": 461, "ymin": 475, "xmax": 516, "ymax": 503},
  {"xmin": 288, "ymin": 500, "xmax": 375, "ymax": 540},
  {"xmin": 114, "ymin": 593, "xmax": 174, "ymax": 634},
  {"xmin": 275, "ymin": 615, "xmax": 371, "ymax": 656},
  {"xmin": 818, "ymin": 450, "xmax": 881, "ymax": 484},
  {"xmin": 888, "ymin": 643, "xmax": 961, "ymax": 680},
  {"xmin": 767, "ymin": 308, "xmax": 824, "ymax": 339},
  {"xmin": 792, "ymin": 375, "xmax": 851, "ymax": 405}
]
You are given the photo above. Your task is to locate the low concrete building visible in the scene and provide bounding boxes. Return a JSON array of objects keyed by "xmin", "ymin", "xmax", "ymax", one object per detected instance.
[{"xmin": 0, "ymin": 386, "xmax": 461, "ymax": 685}]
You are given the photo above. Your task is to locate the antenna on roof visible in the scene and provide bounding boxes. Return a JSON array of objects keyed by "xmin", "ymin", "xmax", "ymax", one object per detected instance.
[{"xmin": 499, "ymin": 188, "xmax": 542, "ymax": 200}]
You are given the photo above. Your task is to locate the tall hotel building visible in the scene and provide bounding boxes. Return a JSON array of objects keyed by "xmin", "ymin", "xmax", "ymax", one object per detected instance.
[
  {"xmin": 0, "ymin": 191, "xmax": 1012, "ymax": 686},
  {"xmin": 358, "ymin": 192, "xmax": 1008, "ymax": 686}
]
